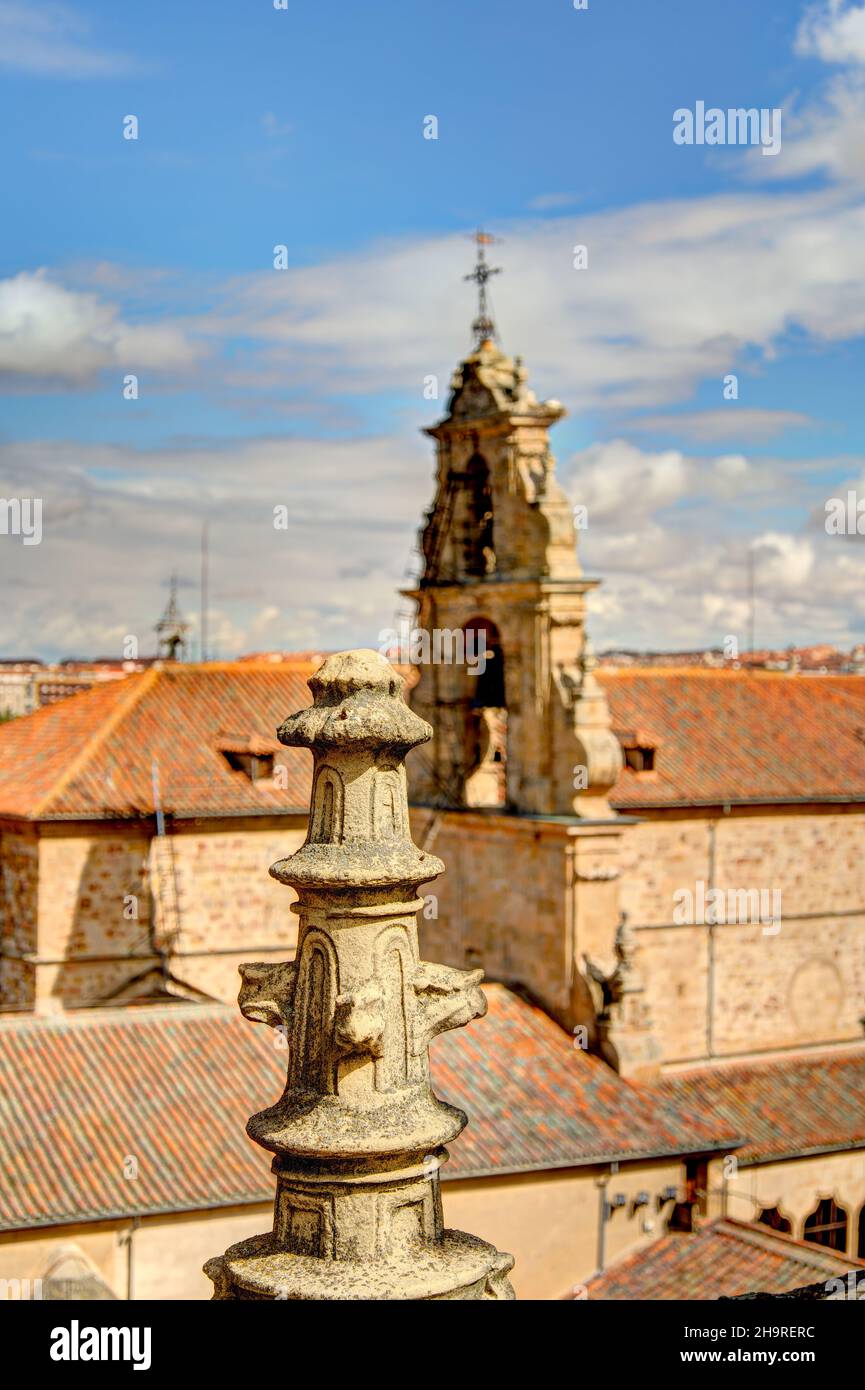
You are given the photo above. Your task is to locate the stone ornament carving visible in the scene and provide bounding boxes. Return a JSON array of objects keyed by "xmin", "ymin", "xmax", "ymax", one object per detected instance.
[
  {"xmin": 560, "ymin": 638, "xmax": 624, "ymax": 816},
  {"xmin": 204, "ymin": 649, "xmax": 515, "ymax": 1300},
  {"xmin": 448, "ymin": 338, "xmax": 562, "ymax": 423},
  {"xmin": 584, "ymin": 912, "xmax": 661, "ymax": 1082}
]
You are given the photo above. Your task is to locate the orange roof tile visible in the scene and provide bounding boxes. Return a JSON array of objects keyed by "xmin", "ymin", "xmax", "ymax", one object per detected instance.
[
  {"xmin": 0, "ymin": 663, "xmax": 316, "ymax": 821},
  {"xmin": 2, "ymin": 662, "xmax": 865, "ymax": 821},
  {"xmin": 586, "ymin": 1218, "xmax": 865, "ymax": 1300},
  {"xmin": 600, "ymin": 669, "xmax": 865, "ymax": 808},
  {"xmin": 0, "ymin": 986, "xmax": 729, "ymax": 1231},
  {"xmin": 653, "ymin": 1049, "xmax": 865, "ymax": 1164}
]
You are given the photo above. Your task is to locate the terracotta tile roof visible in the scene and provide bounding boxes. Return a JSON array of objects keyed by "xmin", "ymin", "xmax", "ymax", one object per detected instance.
[
  {"xmin": 653, "ymin": 1049, "xmax": 865, "ymax": 1165},
  {"xmin": 599, "ymin": 669, "xmax": 865, "ymax": 808},
  {"xmin": 0, "ymin": 1002, "xmax": 274, "ymax": 1229},
  {"xmin": 586, "ymin": 1218, "xmax": 865, "ymax": 1300},
  {"xmin": 0, "ymin": 663, "xmax": 316, "ymax": 820},
  {"xmin": 433, "ymin": 986, "xmax": 733, "ymax": 1175},
  {"xmin": 0, "ymin": 986, "xmax": 726, "ymax": 1232},
  {"xmin": 3, "ymin": 662, "xmax": 864, "ymax": 821}
]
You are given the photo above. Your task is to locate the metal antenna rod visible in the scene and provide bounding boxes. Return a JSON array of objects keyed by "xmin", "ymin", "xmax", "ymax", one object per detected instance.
[
  {"xmin": 747, "ymin": 546, "xmax": 755, "ymax": 656},
  {"xmin": 201, "ymin": 521, "xmax": 209, "ymax": 664}
]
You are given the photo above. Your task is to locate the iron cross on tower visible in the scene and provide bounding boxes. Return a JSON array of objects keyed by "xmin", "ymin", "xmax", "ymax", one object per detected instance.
[{"xmin": 465, "ymin": 229, "xmax": 501, "ymax": 345}]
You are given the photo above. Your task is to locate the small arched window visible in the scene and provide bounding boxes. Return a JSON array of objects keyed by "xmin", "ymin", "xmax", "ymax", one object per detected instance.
[
  {"xmin": 757, "ymin": 1206, "xmax": 792, "ymax": 1236},
  {"xmin": 465, "ymin": 617, "xmax": 505, "ymax": 709},
  {"xmin": 462, "ymin": 454, "xmax": 494, "ymax": 576},
  {"xmin": 803, "ymin": 1197, "xmax": 848, "ymax": 1252}
]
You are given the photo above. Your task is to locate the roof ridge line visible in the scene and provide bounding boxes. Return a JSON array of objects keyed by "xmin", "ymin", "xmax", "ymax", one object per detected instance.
[
  {"xmin": 0, "ymin": 999, "xmax": 235, "ymax": 1031},
  {"xmin": 659, "ymin": 1041, "xmax": 865, "ymax": 1081},
  {"xmin": 719, "ymin": 1216, "xmax": 865, "ymax": 1268},
  {"xmin": 173, "ymin": 660, "xmax": 318, "ymax": 672},
  {"xmin": 31, "ymin": 668, "xmax": 159, "ymax": 819},
  {"xmin": 598, "ymin": 668, "xmax": 856, "ymax": 679}
]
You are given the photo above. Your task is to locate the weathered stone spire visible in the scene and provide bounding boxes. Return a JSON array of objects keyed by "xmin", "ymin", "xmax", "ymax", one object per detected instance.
[{"xmin": 204, "ymin": 649, "xmax": 514, "ymax": 1300}]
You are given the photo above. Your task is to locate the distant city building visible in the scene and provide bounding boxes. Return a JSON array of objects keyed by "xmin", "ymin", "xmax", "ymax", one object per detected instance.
[
  {"xmin": 0, "ymin": 581, "xmax": 197, "ymax": 721},
  {"xmin": 0, "ymin": 659, "xmax": 154, "ymax": 721},
  {"xmin": 598, "ymin": 643, "xmax": 865, "ymax": 673}
]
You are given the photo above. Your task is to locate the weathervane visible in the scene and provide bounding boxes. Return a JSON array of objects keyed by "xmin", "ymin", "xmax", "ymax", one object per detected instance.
[
  {"xmin": 465, "ymin": 229, "xmax": 501, "ymax": 345},
  {"xmin": 155, "ymin": 573, "xmax": 189, "ymax": 662}
]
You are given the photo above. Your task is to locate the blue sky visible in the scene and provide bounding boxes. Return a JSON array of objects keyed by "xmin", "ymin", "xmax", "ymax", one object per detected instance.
[{"xmin": 2, "ymin": 0, "xmax": 865, "ymax": 658}]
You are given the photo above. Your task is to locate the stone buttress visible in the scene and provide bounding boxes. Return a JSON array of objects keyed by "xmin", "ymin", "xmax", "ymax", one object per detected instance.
[{"xmin": 204, "ymin": 649, "xmax": 515, "ymax": 1300}]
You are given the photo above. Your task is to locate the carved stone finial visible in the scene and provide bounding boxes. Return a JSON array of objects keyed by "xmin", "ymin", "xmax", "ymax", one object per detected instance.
[
  {"xmin": 564, "ymin": 632, "xmax": 623, "ymax": 818},
  {"xmin": 580, "ymin": 635, "xmax": 598, "ymax": 681},
  {"xmin": 204, "ymin": 649, "xmax": 515, "ymax": 1300}
]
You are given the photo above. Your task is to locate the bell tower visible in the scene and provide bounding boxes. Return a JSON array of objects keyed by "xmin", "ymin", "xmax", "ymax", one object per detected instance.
[
  {"xmin": 403, "ymin": 240, "xmax": 655, "ymax": 1067},
  {"xmin": 406, "ymin": 234, "xmax": 622, "ymax": 818}
]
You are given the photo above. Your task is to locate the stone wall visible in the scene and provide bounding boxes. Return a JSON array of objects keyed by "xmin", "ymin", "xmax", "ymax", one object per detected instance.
[
  {"xmin": 34, "ymin": 823, "xmax": 152, "ymax": 1011},
  {"xmin": 0, "ymin": 1221, "xmax": 125, "ymax": 1298},
  {"xmin": 1, "ymin": 816, "xmax": 306, "ymax": 1013},
  {"xmin": 414, "ymin": 804, "xmax": 865, "ymax": 1067},
  {"xmin": 444, "ymin": 1157, "xmax": 684, "ymax": 1299},
  {"xmin": 413, "ymin": 809, "xmax": 571, "ymax": 1017},
  {"xmin": 412, "ymin": 808, "xmax": 623, "ymax": 1035},
  {"xmin": 166, "ymin": 818, "xmax": 304, "ymax": 1001},
  {"xmin": 621, "ymin": 807, "xmax": 865, "ymax": 1063},
  {"xmin": 0, "ymin": 823, "xmax": 40, "ymax": 1009}
]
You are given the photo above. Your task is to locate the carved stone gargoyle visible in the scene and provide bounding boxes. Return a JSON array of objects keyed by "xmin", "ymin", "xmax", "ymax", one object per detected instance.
[
  {"xmin": 582, "ymin": 912, "xmax": 660, "ymax": 1081},
  {"xmin": 238, "ymin": 960, "xmax": 297, "ymax": 1030},
  {"xmin": 413, "ymin": 961, "xmax": 486, "ymax": 1047}
]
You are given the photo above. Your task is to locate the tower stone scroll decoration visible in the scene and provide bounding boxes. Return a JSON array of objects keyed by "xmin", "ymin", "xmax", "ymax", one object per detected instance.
[{"xmin": 204, "ymin": 649, "xmax": 515, "ymax": 1300}]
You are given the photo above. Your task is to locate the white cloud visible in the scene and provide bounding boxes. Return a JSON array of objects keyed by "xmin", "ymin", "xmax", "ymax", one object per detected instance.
[
  {"xmin": 565, "ymin": 440, "xmax": 770, "ymax": 537},
  {"xmin": 9, "ymin": 168, "xmax": 865, "ymax": 407},
  {"xmin": 190, "ymin": 183, "xmax": 865, "ymax": 413},
  {"xmin": 0, "ymin": 271, "xmax": 203, "ymax": 383},
  {"xmin": 742, "ymin": 4, "xmax": 865, "ymax": 185},
  {"xmin": 755, "ymin": 72, "xmax": 865, "ymax": 184},
  {"xmin": 0, "ymin": 430, "xmax": 431, "ymax": 660},
  {"xmin": 631, "ymin": 409, "xmax": 814, "ymax": 444},
  {"xmin": 567, "ymin": 440, "xmax": 691, "ymax": 523},
  {"xmin": 796, "ymin": 1, "xmax": 865, "ymax": 65},
  {"xmin": 0, "ymin": 1, "xmax": 137, "ymax": 77},
  {"xmin": 1, "ymin": 430, "xmax": 863, "ymax": 660},
  {"xmin": 751, "ymin": 531, "xmax": 816, "ymax": 588},
  {"xmin": 563, "ymin": 439, "xmax": 865, "ymax": 650}
]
